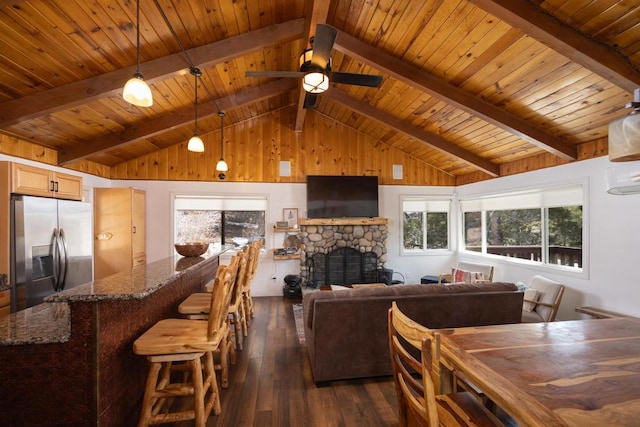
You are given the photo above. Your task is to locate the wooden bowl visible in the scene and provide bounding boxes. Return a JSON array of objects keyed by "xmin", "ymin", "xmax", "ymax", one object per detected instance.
[{"xmin": 174, "ymin": 242, "xmax": 209, "ymax": 257}]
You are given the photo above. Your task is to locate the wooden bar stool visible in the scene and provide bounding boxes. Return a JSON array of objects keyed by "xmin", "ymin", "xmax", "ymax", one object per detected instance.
[
  {"xmin": 179, "ymin": 248, "xmax": 249, "ymax": 352},
  {"xmin": 241, "ymin": 240, "xmax": 261, "ymax": 331},
  {"xmin": 133, "ymin": 257, "xmax": 238, "ymax": 427}
]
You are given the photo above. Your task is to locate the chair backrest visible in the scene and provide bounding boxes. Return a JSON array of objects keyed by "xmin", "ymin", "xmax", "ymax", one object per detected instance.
[
  {"xmin": 529, "ymin": 275, "xmax": 565, "ymax": 322},
  {"xmin": 230, "ymin": 247, "xmax": 250, "ymax": 306},
  {"xmin": 243, "ymin": 240, "xmax": 260, "ymax": 292},
  {"xmin": 207, "ymin": 255, "xmax": 239, "ymax": 340},
  {"xmin": 388, "ymin": 302, "xmax": 439, "ymax": 427},
  {"xmin": 456, "ymin": 261, "xmax": 494, "ymax": 282}
]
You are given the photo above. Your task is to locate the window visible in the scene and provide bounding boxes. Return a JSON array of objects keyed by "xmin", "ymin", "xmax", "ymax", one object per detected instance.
[
  {"xmin": 460, "ymin": 185, "xmax": 584, "ymax": 269},
  {"xmin": 401, "ymin": 198, "xmax": 450, "ymax": 252},
  {"xmin": 174, "ymin": 195, "xmax": 266, "ymax": 254}
]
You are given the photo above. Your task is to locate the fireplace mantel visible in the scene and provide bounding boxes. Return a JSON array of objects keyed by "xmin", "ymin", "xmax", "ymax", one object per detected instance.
[{"xmin": 299, "ymin": 217, "xmax": 389, "ymax": 226}]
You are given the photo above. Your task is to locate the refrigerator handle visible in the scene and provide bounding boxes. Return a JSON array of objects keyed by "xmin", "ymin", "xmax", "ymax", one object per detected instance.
[
  {"xmin": 58, "ymin": 228, "xmax": 69, "ymax": 291},
  {"xmin": 53, "ymin": 228, "xmax": 60, "ymax": 288}
]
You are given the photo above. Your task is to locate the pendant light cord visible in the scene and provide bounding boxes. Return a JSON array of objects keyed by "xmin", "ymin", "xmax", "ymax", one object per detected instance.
[
  {"xmin": 135, "ymin": 0, "xmax": 141, "ymax": 72},
  {"xmin": 153, "ymin": 0, "xmax": 222, "ymax": 114}
]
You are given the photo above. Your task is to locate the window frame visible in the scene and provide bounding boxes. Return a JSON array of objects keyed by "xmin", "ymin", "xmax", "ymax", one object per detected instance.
[
  {"xmin": 400, "ymin": 196, "xmax": 453, "ymax": 256},
  {"xmin": 458, "ymin": 181, "xmax": 589, "ymax": 278},
  {"xmin": 172, "ymin": 192, "xmax": 268, "ymax": 254}
]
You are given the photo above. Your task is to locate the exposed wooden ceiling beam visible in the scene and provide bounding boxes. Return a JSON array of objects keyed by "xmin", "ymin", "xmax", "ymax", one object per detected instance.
[
  {"xmin": 469, "ymin": 0, "xmax": 640, "ymax": 93},
  {"xmin": 58, "ymin": 79, "xmax": 297, "ymax": 165},
  {"xmin": 328, "ymin": 88, "xmax": 500, "ymax": 177},
  {"xmin": 294, "ymin": 0, "xmax": 331, "ymax": 132},
  {"xmin": 334, "ymin": 29, "xmax": 578, "ymax": 161},
  {"xmin": 0, "ymin": 19, "xmax": 305, "ymax": 128}
]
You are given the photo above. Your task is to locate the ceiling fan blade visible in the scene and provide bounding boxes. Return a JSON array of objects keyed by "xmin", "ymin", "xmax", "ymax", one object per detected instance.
[
  {"xmin": 311, "ymin": 24, "xmax": 338, "ymax": 69},
  {"xmin": 329, "ymin": 72, "xmax": 383, "ymax": 87},
  {"xmin": 246, "ymin": 71, "xmax": 305, "ymax": 78},
  {"xmin": 303, "ymin": 93, "xmax": 319, "ymax": 109}
]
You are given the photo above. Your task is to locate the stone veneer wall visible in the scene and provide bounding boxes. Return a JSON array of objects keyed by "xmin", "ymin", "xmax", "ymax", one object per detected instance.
[{"xmin": 299, "ymin": 223, "xmax": 388, "ymax": 283}]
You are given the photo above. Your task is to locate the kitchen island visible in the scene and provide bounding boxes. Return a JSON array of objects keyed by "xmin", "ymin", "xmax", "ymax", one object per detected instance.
[{"xmin": 0, "ymin": 249, "xmax": 227, "ymax": 426}]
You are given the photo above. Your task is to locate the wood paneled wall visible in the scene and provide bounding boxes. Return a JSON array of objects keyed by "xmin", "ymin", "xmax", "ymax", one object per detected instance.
[
  {"xmin": 110, "ymin": 108, "xmax": 457, "ymax": 186},
  {"xmin": 0, "ymin": 133, "xmax": 110, "ymax": 178},
  {"xmin": 1, "ymin": 113, "xmax": 609, "ymax": 186}
]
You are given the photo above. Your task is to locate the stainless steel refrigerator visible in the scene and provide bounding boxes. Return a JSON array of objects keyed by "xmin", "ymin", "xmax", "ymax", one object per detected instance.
[{"xmin": 10, "ymin": 194, "xmax": 93, "ymax": 312}]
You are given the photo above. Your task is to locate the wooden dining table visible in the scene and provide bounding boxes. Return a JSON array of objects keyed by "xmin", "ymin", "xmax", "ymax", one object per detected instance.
[{"xmin": 435, "ymin": 317, "xmax": 640, "ymax": 426}]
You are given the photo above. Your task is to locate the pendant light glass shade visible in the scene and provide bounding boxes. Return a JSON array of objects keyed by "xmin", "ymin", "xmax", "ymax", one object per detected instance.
[
  {"xmin": 216, "ymin": 111, "xmax": 229, "ymax": 172},
  {"xmin": 123, "ymin": 73, "xmax": 153, "ymax": 107},
  {"xmin": 216, "ymin": 158, "xmax": 229, "ymax": 172},
  {"xmin": 123, "ymin": 0, "xmax": 153, "ymax": 107},
  {"xmin": 187, "ymin": 67, "xmax": 204, "ymax": 153},
  {"xmin": 188, "ymin": 134, "xmax": 204, "ymax": 152}
]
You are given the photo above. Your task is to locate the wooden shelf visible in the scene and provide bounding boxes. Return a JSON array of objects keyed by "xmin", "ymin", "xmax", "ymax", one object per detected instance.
[
  {"xmin": 272, "ymin": 248, "xmax": 300, "ymax": 260},
  {"xmin": 299, "ymin": 217, "xmax": 389, "ymax": 226},
  {"xmin": 273, "ymin": 227, "xmax": 300, "ymax": 233}
]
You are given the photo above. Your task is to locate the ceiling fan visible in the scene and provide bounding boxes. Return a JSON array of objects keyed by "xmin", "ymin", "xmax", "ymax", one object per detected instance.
[{"xmin": 245, "ymin": 24, "xmax": 383, "ymax": 109}]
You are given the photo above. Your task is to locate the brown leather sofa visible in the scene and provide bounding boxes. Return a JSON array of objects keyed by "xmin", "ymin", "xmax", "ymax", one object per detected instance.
[{"xmin": 302, "ymin": 282, "xmax": 523, "ymax": 385}]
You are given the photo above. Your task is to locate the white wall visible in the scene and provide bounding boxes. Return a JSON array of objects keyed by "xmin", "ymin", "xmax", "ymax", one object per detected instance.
[
  {"xmin": 456, "ymin": 156, "xmax": 640, "ymax": 320},
  {"xmin": 7, "ymin": 153, "xmax": 640, "ymax": 320}
]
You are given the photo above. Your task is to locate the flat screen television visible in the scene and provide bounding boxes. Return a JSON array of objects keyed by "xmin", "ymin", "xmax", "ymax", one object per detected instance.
[{"xmin": 306, "ymin": 175, "xmax": 379, "ymax": 218}]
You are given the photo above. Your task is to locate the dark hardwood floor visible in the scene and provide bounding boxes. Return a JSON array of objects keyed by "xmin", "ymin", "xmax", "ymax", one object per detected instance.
[{"xmin": 207, "ymin": 296, "xmax": 399, "ymax": 426}]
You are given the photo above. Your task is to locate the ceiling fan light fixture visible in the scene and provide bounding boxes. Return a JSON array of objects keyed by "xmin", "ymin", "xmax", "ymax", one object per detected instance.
[
  {"xmin": 609, "ymin": 88, "xmax": 640, "ymax": 162},
  {"xmin": 123, "ymin": 0, "xmax": 153, "ymax": 107},
  {"xmin": 188, "ymin": 134, "xmax": 205, "ymax": 152},
  {"xmin": 303, "ymin": 72, "xmax": 329, "ymax": 94},
  {"xmin": 299, "ymin": 48, "xmax": 314, "ymax": 68}
]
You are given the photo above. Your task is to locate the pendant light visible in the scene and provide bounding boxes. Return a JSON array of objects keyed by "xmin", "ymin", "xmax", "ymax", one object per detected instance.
[
  {"xmin": 187, "ymin": 67, "xmax": 205, "ymax": 152},
  {"xmin": 122, "ymin": 0, "xmax": 153, "ymax": 107},
  {"xmin": 216, "ymin": 112, "xmax": 229, "ymax": 177}
]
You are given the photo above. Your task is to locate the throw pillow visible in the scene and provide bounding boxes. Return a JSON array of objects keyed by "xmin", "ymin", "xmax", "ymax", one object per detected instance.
[
  {"xmin": 516, "ymin": 281, "xmax": 529, "ymax": 292},
  {"xmin": 451, "ymin": 268, "xmax": 485, "ymax": 284},
  {"xmin": 523, "ymin": 288, "xmax": 539, "ymax": 312}
]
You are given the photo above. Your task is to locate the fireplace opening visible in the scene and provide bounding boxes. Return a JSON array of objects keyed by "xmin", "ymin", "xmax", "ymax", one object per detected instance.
[{"xmin": 310, "ymin": 247, "xmax": 378, "ymax": 287}]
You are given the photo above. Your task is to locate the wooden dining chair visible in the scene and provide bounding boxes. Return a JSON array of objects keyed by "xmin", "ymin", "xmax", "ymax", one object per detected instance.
[
  {"xmin": 388, "ymin": 302, "xmax": 503, "ymax": 427},
  {"xmin": 133, "ymin": 257, "xmax": 238, "ymax": 427},
  {"xmin": 179, "ymin": 247, "xmax": 249, "ymax": 352}
]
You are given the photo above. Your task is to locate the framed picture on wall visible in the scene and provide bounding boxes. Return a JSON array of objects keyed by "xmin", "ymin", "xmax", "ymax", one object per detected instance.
[{"xmin": 283, "ymin": 208, "xmax": 299, "ymax": 228}]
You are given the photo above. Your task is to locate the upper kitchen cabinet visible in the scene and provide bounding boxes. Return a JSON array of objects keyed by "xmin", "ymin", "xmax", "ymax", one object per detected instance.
[
  {"xmin": 94, "ymin": 188, "xmax": 146, "ymax": 280},
  {"xmin": 11, "ymin": 163, "xmax": 83, "ymax": 201}
]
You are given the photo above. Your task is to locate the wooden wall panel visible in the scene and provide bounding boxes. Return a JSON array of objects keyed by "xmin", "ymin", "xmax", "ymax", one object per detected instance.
[
  {"xmin": 0, "ymin": 133, "xmax": 109, "ymax": 178},
  {"xmin": 110, "ymin": 108, "xmax": 456, "ymax": 186}
]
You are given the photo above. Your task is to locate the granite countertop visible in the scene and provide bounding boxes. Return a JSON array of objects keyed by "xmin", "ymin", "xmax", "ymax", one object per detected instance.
[
  {"xmin": 46, "ymin": 248, "xmax": 229, "ymax": 303},
  {"xmin": 0, "ymin": 247, "xmax": 230, "ymax": 345},
  {"xmin": 0, "ymin": 302, "xmax": 70, "ymax": 345}
]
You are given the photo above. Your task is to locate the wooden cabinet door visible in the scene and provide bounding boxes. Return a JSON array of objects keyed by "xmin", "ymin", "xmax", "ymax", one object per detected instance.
[
  {"xmin": 94, "ymin": 188, "xmax": 133, "ymax": 280},
  {"xmin": 52, "ymin": 172, "xmax": 83, "ymax": 200},
  {"xmin": 11, "ymin": 163, "xmax": 54, "ymax": 197},
  {"xmin": 11, "ymin": 163, "xmax": 83, "ymax": 200},
  {"xmin": 132, "ymin": 189, "xmax": 146, "ymax": 260}
]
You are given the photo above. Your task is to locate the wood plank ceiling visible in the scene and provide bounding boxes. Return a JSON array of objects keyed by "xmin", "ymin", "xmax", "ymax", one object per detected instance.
[{"xmin": 0, "ymin": 0, "xmax": 638, "ymax": 180}]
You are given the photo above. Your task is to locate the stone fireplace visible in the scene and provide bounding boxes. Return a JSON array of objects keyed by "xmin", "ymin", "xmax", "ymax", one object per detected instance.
[{"xmin": 298, "ymin": 218, "xmax": 388, "ymax": 286}]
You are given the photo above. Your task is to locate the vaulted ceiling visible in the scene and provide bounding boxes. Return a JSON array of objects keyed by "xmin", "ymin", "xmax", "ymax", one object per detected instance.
[{"xmin": 0, "ymin": 0, "xmax": 638, "ymax": 180}]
